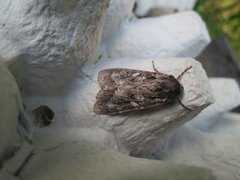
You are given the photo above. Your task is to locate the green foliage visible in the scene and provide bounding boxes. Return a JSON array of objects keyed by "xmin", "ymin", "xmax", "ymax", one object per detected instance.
[{"xmin": 195, "ymin": 0, "xmax": 240, "ymax": 54}]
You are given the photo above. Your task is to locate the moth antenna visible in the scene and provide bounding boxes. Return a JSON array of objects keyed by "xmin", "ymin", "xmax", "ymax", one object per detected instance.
[
  {"xmin": 152, "ymin": 61, "xmax": 165, "ymax": 75},
  {"xmin": 177, "ymin": 97, "xmax": 192, "ymax": 111},
  {"xmin": 177, "ymin": 66, "xmax": 192, "ymax": 80},
  {"xmin": 152, "ymin": 61, "xmax": 158, "ymax": 72}
]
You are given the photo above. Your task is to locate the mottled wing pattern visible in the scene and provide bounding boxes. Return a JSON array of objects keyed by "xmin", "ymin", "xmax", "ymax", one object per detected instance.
[{"xmin": 94, "ymin": 68, "xmax": 181, "ymax": 115}]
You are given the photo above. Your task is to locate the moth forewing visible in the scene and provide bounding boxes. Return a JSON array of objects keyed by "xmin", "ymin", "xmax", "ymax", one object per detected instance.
[{"xmin": 94, "ymin": 64, "xmax": 192, "ymax": 115}]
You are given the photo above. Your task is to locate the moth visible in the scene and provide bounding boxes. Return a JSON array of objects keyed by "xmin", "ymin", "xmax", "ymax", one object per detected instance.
[{"xmin": 94, "ymin": 61, "xmax": 192, "ymax": 115}]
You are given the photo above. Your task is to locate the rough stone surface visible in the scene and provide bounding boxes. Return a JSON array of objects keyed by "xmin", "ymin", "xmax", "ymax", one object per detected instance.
[
  {"xmin": 187, "ymin": 78, "xmax": 240, "ymax": 131},
  {"xmin": 155, "ymin": 126, "xmax": 240, "ymax": 180},
  {"xmin": 0, "ymin": 0, "xmax": 110, "ymax": 95},
  {"xmin": 18, "ymin": 131, "xmax": 216, "ymax": 180},
  {"xmin": 102, "ymin": 11, "xmax": 210, "ymax": 59},
  {"xmin": 25, "ymin": 58, "xmax": 214, "ymax": 157},
  {"xmin": 134, "ymin": 0, "xmax": 197, "ymax": 16}
]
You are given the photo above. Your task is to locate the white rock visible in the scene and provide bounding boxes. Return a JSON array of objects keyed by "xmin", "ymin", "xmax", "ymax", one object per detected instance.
[
  {"xmin": 187, "ymin": 78, "xmax": 240, "ymax": 131},
  {"xmin": 102, "ymin": 11, "xmax": 210, "ymax": 59},
  {"xmin": 134, "ymin": 0, "xmax": 197, "ymax": 16},
  {"xmin": 25, "ymin": 57, "xmax": 214, "ymax": 157},
  {"xmin": 103, "ymin": 0, "xmax": 135, "ymax": 43},
  {"xmin": 209, "ymin": 113, "xmax": 240, "ymax": 137},
  {"xmin": 0, "ymin": 0, "xmax": 110, "ymax": 95},
  {"xmin": 0, "ymin": 62, "xmax": 22, "ymax": 160},
  {"xmin": 18, "ymin": 131, "xmax": 216, "ymax": 180},
  {"xmin": 0, "ymin": 62, "xmax": 32, "ymax": 170},
  {"xmin": 155, "ymin": 126, "xmax": 240, "ymax": 180}
]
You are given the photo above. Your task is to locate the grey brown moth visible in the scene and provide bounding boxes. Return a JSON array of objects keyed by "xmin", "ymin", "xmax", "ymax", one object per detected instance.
[{"xmin": 94, "ymin": 62, "xmax": 192, "ymax": 115}]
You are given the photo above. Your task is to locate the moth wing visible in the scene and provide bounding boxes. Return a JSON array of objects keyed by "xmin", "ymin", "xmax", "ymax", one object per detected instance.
[
  {"xmin": 94, "ymin": 92, "xmax": 169, "ymax": 115},
  {"xmin": 98, "ymin": 68, "xmax": 157, "ymax": 89},
  {"xmin": 94, "ymin": 90, "xmax": 114, "ymax": 114},
  {"xmin": 94, "ymin": 68, "xmax": 174, "ymax": 115},
  {"xmin": 97, "ymin": 69, "xmax": 122, "ymax": 90}
]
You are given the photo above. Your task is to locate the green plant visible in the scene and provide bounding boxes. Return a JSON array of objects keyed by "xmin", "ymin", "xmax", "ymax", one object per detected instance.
[{"xmin": 195, "ymin": 0, "xmax": 240, "ymax": 55}]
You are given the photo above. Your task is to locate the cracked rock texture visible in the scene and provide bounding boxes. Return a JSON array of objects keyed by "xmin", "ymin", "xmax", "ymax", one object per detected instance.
[
  {"xmin": 0, "ymin": 0, "xmax": 110, "ymax": 95},
  {"xmin": 102, "ymin": 2, "xmax": 210, "ymax": 59}
]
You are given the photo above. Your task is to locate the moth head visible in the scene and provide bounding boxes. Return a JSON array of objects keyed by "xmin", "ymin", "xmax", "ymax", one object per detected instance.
[
  {"xmin": 167, "ymin": 75, "xmax": 182, "ymax": 95},
  {"xmin": 154, "ymin": 75, "xmax": 182, "ymax": 98}
]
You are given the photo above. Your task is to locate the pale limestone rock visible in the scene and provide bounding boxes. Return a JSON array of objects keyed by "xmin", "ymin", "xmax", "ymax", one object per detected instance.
[
  {"xmin": 25, "ymin": 58, "xmax": 214, "ymax": 157},
  {"xmin": 209, "ymin": 112, "xmax": 240, "ymax": 137},
  {"xmin": 18, "ymin": 131, "xmax": 216, "ymax": 180},
  {"xmin": 155, "ymin": 126, "xmax": 240, "ymax": 180},
  {"xmin": 187, "ymin": 78, "xmax": 240, "ymax": 131},
  {"xmin": 0, "ymin": 62, "xmax": 32, "ymax": 177},
  {"xmin": 102, "ymin": 11, "xmax": 210, "ymax": 59},
  {"xmin": 0, "ymin": 0, "xmax": 110, "ymax": 95},
  {"xmin": 103, "ymin": 0, "xmax": 135, "ymax": 43},
  {"xmin": 0, "ymin": 62, "xmax": 24, "ymax": 161}
]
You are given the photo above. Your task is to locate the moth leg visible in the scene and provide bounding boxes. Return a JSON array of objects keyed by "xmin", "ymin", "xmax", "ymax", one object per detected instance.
[
  {"xmin": 177, "ymin": 97, "xmax": 192, "ymax": 111},
  {"xmin": 177, "ymin": 66, "xmax": 192, "ymax": 80}
]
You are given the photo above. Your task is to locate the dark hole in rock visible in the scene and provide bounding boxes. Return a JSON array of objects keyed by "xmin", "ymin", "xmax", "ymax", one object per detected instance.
[{"xmin": 31, "ymin": 105, "xmax": 55, "ymax": 127}]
